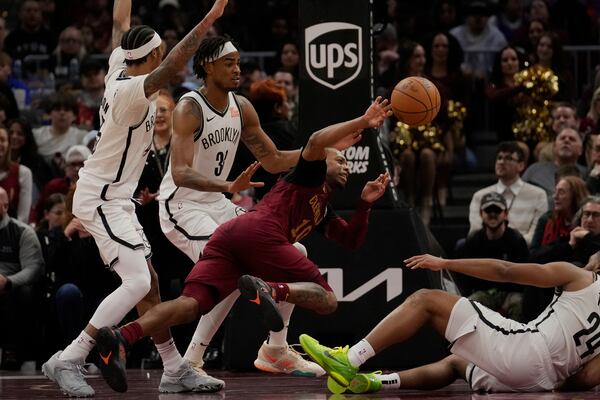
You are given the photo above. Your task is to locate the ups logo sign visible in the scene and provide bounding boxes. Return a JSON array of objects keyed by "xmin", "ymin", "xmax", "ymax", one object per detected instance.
[{"xmin": 305, "ymin": 22, "xmax": 362, "ymax": 90}]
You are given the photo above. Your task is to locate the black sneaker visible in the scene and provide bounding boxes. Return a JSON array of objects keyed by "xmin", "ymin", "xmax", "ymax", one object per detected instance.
[
  {"xmin": 95, "ymin": 326, "xmax": 128, "ymax": 392},
  {"xmin": 238, "ymin": 275, "xmax": 284, "ymax": 332}
]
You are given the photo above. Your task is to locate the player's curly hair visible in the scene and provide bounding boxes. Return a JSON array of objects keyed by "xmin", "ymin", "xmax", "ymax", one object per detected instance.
[
  {"xmin": 121, "ymin": 25, "xmax": 157, "ymax": 66},
  {"xmin": 192, "ymin": 35, "xmax": 236, "ymax": 79}
]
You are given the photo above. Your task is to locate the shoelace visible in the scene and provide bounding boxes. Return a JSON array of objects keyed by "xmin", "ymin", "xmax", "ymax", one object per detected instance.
[
  {"xmin": 288, "ymin": 343, "xmax": 308, "ymax": 357},
  {"xmin": 329, "ymin": 345, "xmax": 350, "ymax": 356}
]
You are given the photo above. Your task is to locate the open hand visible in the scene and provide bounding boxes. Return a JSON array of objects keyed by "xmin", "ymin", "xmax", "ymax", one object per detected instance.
[
  {"xmin": 404, "ymin": 254, "xmax": 446, "ymax": 271},
  {"xmin": 136, "ymin": 187, "xmax": 159, "ymax": 206},
  {"xmin": 362, "ymin": 96, "xmax": 393, "ymax": 129},
  {"xmin": 361, "ymin": 171, "xmax": 390, "ymax": 203},
  {"xmin": 227, "ymin": 161, "xmax": 265, "ymax": 193},
  {"xmin": 65, "ymin": 218, "xmax": 91, "ymax": 239}
]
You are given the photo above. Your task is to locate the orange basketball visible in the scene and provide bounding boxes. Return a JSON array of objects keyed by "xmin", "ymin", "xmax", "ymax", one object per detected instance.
[{"xmin": 391, "ymin": 76, "xmax": 441, "ymax": 127}]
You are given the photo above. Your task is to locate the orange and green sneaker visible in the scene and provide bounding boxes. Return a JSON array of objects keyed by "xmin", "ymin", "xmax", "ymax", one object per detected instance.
[
  {"xmin": 349, "ymin": 371, "xmax": 383, "ymax": 394},
  {"xmin": 299, "ymin": 334, "xmax": 358, "ymax": 387}
]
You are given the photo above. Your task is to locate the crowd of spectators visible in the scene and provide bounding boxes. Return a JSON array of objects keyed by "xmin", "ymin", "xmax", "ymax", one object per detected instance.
[{"xmin": 1, "ymin": 0, "xmax": 600, "ymax": 372}]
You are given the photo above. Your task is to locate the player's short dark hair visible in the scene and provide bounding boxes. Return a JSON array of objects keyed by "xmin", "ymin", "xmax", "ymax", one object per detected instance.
[
  {"xmin": 496, "ymin": 141, "xmax": 525, "ymax": 162},
  {"xmin": 192, "ymin": 35, "xmax": 235, "ymax": 79},
  {"xmin": 121, "ymin": 25, "xmax": 157, "ymax": 66}
]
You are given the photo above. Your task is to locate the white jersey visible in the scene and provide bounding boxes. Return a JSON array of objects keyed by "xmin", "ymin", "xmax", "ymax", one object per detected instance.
[
  {"xmin": 75, "ymin": 47, "xmax": 156, "ymax": 217},
  {"xmin": 529, "ymin": 273, "xmax": 600, "ymax": 384},
  {"xmin": 158, "ymin": 89, "xmax": 243, "ymax": 204}
]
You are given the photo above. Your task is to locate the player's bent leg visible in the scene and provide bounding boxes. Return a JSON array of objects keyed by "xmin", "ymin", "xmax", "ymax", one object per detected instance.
[
  {"xmin": 395, "ymin": 354, "xmax": 469, "ymax": 391},
  {"xmin": 365, "ymin": 288, "xmax": 459, "ymax": 353},
  {"xmin": 286, "ymin": 283, "xmax": 337, "ymax": 314}
]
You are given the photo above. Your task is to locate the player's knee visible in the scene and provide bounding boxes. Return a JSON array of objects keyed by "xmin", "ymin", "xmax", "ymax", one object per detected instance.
[
  {"xmin": 407, "ymin": 288, "xmax": 436, "ymax": 309},
  {"xmin": 178, "ymin": 296, "xmax": 201, "ymax": 322},
  {"xmin": 124, "ymin": 269, "xmax": 152, "ymax": 300}
]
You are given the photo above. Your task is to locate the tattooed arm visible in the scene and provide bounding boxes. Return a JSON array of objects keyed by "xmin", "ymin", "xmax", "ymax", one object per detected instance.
[
  {"xmin": 171, "ymin": 98, "xmax": 264, "ymax": 193},
  {"xmin": 112, "ymin": 0, "xmax": 131, "ymax": 50},
  {"xmin": 238, "ymin": 95, "xmax": 301, "ymax": 173},
  {"xmin": 143, "ymin": 0, "xmax": 228, "ymax": 97}
]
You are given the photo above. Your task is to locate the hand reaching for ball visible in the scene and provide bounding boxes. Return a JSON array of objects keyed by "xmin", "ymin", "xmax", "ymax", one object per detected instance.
[{"xmin": 362, "ymin": 96, "xmax": 394, "ymax": 129}]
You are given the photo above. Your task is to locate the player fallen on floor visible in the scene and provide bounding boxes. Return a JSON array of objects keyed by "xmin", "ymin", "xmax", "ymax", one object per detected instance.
[{"xmin": 301, "ymin": 255, "xmax": 600, "ymax": 394}]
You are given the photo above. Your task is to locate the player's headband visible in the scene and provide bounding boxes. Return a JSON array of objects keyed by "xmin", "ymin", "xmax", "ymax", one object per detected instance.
[
  {"xmin": 123, "ymin": 32, "xmax": 162, "ymax": 60},
  {"xmin": 203, "ymin": 41, "xmax": 238, "ymax": 64}
]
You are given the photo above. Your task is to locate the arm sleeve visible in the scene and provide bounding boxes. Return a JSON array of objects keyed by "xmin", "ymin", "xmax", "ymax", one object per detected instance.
[
  {"xmin": 284, "ymin": 152, "xmax": 326, "ymax": 187},
  {"xmin": 11, "ymin": 225, "xmax": 44, "ymax": 287},
  {"xmin": 321, "ymin": 200, "xmax": 372, "ymax": 249},
  {"xmin": 17, "ymin": 164, "xmax": 32, "ymax": 223}
]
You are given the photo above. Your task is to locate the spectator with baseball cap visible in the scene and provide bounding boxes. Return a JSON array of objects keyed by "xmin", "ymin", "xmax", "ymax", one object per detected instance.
[{"xmin": 454, "ymin": 191, "xmax": 529, "ymax": 321}]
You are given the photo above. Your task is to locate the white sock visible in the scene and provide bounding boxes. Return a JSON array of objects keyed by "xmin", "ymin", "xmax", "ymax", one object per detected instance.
[
  {"xmin": 156, "ymin": 339, "xmax": 184, "ymax": 374},
  {"xmin": 184, "ymin": 290, "xmax": 239, "ymax": 364},
  {"xmin": 378, "ymin": 372, "xmax": 401, "ymax": 389},
  {"xmin": 266, "ymin": 302, "xmax": 294, "ymax": 346},
  {"xmin": 347, "ymin": 339, "xmax": 375, "ymax": 368},
  {"xmin": 60, "ymin": 331, "xmax": 96, "ymax": 361}
]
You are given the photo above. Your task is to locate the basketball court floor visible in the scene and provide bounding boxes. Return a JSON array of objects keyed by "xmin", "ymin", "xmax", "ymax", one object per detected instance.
[{"xmin": 0, "ymin": 369, "xmax": 598, "ymax": 399}]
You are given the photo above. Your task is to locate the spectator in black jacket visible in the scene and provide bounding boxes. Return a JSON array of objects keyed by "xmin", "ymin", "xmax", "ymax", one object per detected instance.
[{"xmin": 455, "ymin": 192, "xmax": 528, "ymax": 321}]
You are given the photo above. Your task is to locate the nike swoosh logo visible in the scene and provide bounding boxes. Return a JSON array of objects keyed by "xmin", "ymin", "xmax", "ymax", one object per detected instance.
[
  {"xmin": 100, "ymin": 351, "xmax": 112, "ymax": 365},
  {"xmin": 207, "ymin": 116, "xmax": 216, "ymax": 122},
  {"xmin": 250, "ymin": 290, "xmax": 261, "ymax": 304}
]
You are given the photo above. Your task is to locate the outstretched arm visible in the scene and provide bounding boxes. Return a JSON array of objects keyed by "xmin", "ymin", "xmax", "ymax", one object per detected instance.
[
  {"xmin": 303, "ymin": 97, "xmax": 392, "ymax": 161},
  {"xmin": 170, "ymin": 98, "xmax": 264, "ymax": 193},
  {"xmin": 558, "ymin": 354, "xmax": 600, "ymax": 391},
  {"xmin": 405, "ymin": 254, "xmax": 590, "ymax": 290},
  {"xmin": 238, "ymin": 96, "xmax": 301, "ymax": 173},
  {"xmin": 144, "ymin": 0, "xmax": 228, "ymax": 97},
  {"xmin": 112, "ymin": 0, "xmax": 131, "ymax": 50}
]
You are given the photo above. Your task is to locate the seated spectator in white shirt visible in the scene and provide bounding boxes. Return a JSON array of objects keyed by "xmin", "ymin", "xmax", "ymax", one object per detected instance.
[
  {"xmin": 469, "ymin": 141, "xmax": 547, "ymax": 245},
  {"xmin": 32, "ymin": 92, "xmax": 88, "ymax": 173}
]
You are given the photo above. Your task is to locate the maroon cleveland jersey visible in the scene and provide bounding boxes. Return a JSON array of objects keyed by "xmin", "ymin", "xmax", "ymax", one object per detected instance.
[{"xmin": 247, "ymin": 155, "xmax": 330, "ymax": 243}]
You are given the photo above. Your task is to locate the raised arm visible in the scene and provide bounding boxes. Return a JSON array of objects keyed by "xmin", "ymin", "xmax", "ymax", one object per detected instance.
[
  {"xmin": 405, "ymin": 254, "xmax": 591, "ymax": 291},
  {"xmin": 144, "ymin": 0, "xmax": 228, "ymax": 97},
  {"xmin": 170, "ymin": 98, "xmax": 263, "ymax": 193},
  {"xmin": 238, "ymin": 96, "xmax": 301, "ymax": 173},
  {"xmin": 112, "ymin": 0, "xmax": 131, "ymax": 50},
  {"xmin": 303, "ymin": 97, "xmax": 392, "ymax": 161}
]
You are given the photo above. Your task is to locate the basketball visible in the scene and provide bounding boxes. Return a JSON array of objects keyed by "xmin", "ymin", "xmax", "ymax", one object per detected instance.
[{"xmin": 391, "ymin": 76, "xmax": 441, "ymax": 127}]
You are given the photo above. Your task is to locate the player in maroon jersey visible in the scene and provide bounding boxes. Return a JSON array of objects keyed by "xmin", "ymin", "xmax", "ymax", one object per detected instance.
[{"xmin": 93, "ymin": 97, "xmax": 392, "ymax": 389}]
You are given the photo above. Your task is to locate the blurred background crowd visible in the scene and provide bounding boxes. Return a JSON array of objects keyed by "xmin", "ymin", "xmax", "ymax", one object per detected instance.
[{"xmin": 2, "ymin": 0, "xmax": 600, "ymax": 374}]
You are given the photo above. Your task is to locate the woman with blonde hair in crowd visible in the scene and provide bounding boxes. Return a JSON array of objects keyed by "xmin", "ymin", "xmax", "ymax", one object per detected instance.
[{"xmin": 530, "ymin": 175, "xmax": 588, "ymax": 251}]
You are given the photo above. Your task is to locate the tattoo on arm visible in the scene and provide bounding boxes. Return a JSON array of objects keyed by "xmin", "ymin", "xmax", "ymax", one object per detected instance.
[
  {"xmin": 241, "ymin": 132, "xmax": 270, "ymax": 160},
  {"xmin": 144, "ymin": 22, "xmax": 208, "ymax": 96},
  {"xmin": 286, "ymin": 283, "xmax": 331, "ymax": 312}
]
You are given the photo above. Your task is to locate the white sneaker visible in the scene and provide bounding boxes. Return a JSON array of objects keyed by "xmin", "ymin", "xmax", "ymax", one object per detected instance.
[
  {"xmin": 254, "ymin": 341, "xmax": 326, "ymax": 377},
  {"xmin": 159, "ymin": 361, "xmax": 224, "ymax": 393},
  {"xmin": 42, "ymin": 351, "xmax": 95, "ymax": 397}
]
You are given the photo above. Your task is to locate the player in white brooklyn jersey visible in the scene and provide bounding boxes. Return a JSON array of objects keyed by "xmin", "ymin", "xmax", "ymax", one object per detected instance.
[
  {"xmin": 158, "ymin": 36, "xmax": 324, "ymax": 377},
  {"xmin": 300, "ymin": 253, "xmax": 600, "ymax": 394},
  {"xmin": 41, "ymin": 0, "xmax": 229, "ymax": 397}
]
